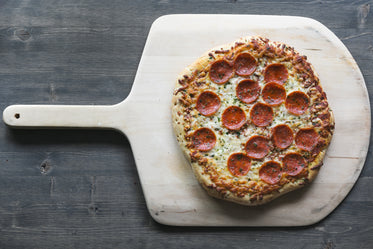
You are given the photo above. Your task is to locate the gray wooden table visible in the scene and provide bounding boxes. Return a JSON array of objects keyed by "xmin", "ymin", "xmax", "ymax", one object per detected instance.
[{"xmin": 0, "ymin": 1, "xmax": 372, "ymax": 248}]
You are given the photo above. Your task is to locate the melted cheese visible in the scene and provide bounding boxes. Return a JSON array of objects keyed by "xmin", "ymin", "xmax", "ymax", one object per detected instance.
[{"xmin": 190, "ymin": 57, "xmax": 312, "ymax": 183}]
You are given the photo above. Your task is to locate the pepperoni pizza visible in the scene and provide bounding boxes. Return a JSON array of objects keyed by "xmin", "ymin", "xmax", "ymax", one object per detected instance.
[{"xmin": 172, "ymin": 37, "xmax": 334, "ymax": 206}]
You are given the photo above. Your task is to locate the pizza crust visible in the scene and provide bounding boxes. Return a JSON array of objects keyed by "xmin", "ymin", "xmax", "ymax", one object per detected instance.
[{"xmin": 172, "ymin": 36, "xmax": 334, "ymax": 206}]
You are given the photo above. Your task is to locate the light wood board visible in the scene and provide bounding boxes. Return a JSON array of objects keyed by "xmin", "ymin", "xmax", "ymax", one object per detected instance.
[{"xmin": 3, "ymin": 15, "xmax": 370, "ymax": 226}]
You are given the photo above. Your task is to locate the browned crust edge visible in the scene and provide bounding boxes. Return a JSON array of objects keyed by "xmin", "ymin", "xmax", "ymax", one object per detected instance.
[{"xmin": 171, "ymin": 36, "xmax": 335, "ymax": 206}]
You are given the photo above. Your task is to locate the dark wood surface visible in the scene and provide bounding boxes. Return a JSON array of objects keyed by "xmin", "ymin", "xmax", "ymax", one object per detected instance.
[{"xmin": 0, "ymin": 0, "xmax": 372, "ymax": 248}]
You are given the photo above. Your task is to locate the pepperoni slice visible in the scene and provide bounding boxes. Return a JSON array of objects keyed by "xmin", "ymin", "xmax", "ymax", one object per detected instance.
[
  {"xmin": 285, "ymin": 91, "xmax": 310, "ymax": 115},
  {"xmin": 227, "ymin": 153, "xmax": 251, "ymax": 176},
  {"xmin": 262, "ymin": 82, "xmax": 286, "ymax": 106},
  {"xmin": 209, "ymin": 59, "xmax": 234, "ymax": 84},
  {"xmin": 272, "ymin": 124, "xmax": 293, "ymax": 150},
  {"xmin": 222, "ymin": 106, "xmax": 246, "ymax": 130},
  {"xmin": 233, "ymin": 53, "xmax": 257, "ymax": 76},
  {"xmin": 250, "ymin": 103, "xmax": 274, "ymax": 127},
  {"xmin": 264, "ymin": 63, "xmax": 288, "ymax": 84},
  {"xmin": 191, "ymin": 128, "xmax": 216, "ymax": 151},
  {"xmin": 295, "ymin": 128, "xmax": 319, "ymax": 151},
  {"xmin": 259, "ymin": 161, "xmax": 282, "ymax": 184},
  {"xmin": 236, "ymin": 79, "xmax": 260, "ymax": 104},
  {"xmin": 244, "ymin": 135, "xmax": 270, "ymax": 159},
  {"xmin": 283, "ymin": 153, "xmax": 306, "ymax": 176},
  {"xmin": 196, "ymin": 91, "xmax": 221, "ymax": 116}
]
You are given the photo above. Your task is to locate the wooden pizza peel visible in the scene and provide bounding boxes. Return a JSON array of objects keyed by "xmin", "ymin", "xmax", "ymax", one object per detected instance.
[{"xmin": 3, "ymin": 15, "xmax": 370, "ymax": 226}]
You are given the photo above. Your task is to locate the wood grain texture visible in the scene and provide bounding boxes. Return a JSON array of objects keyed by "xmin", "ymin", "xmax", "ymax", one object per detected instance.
[
  {"xmin": 3, "ymin": 14, "xmax": 369, "ymax": 226},
  {"xmin": 0, "ymin": 0, "xmax": 372, "ymax": 248}
]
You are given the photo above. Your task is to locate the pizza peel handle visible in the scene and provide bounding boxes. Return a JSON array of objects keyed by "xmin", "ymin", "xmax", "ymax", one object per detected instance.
[{"xmin": 2, "ymin": 103, "xmax": 127, "ymax": 130}]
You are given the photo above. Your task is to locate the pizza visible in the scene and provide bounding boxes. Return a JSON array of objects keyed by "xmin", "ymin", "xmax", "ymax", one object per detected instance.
[{"xmin": 172, "ymin": 36, "xmax": 334, "ymax": 206}]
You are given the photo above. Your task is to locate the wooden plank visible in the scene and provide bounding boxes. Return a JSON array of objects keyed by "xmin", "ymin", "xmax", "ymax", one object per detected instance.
[
  {"xmin": 3, "ymin": 14, "xmax": 370, "ymax": 226},
  {"xmin": 0, "ymin": 0, "xmax": 371, "ymax": 247}
]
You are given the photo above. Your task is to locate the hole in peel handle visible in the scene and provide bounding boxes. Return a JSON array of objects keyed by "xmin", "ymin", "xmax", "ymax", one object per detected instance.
[{"xmin": 3, "ymin": 104, "xmax": 119, "ymax": 129}]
